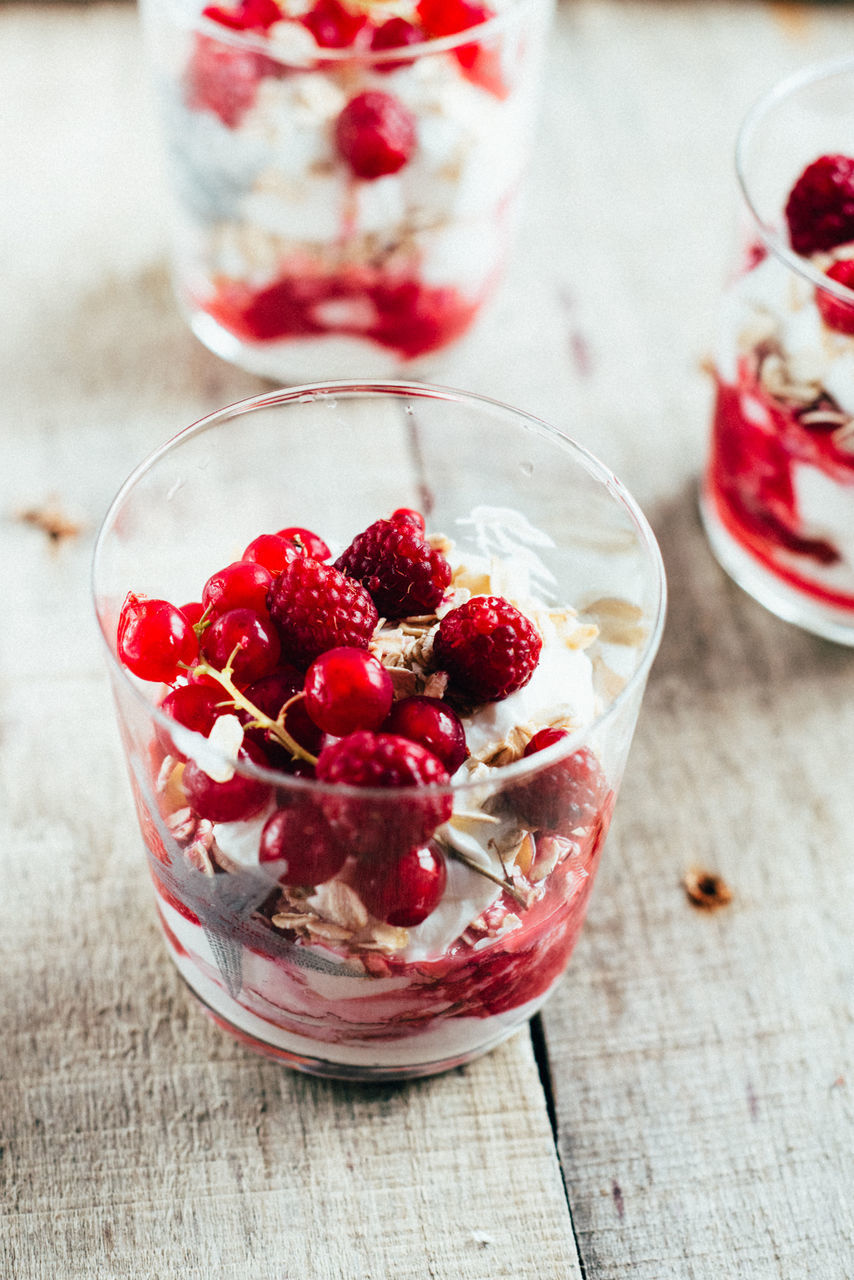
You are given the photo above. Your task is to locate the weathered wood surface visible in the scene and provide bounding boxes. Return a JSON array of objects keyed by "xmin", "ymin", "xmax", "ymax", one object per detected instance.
[{"xmin": 2, "ymin": 1, "xmax": 854, "ymax": 1276}]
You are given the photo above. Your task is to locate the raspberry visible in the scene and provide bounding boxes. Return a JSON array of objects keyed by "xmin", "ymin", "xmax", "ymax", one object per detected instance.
[
  {"xmin": 389, "ymin": 507, "xmax": 426, "ymax": 534},
  {"xmin": 434, "ymin": 595, "xmax": 542, "ymax": 703},
  {"xmin": 785, "ymin": 154, "xmax": 854, "ymax": 256},
  {"xmin": 335, "ymin": 517, "xmax": 451, "ymax": 618},
  {"xmin": 370, "ymin": 17, "xmax": 424, "ymax": 71},
  {"xmin": 816, "ymin": 259, "xmax": 854, "ymax": 334},
  {"xmin": 267, "ymin": 555, "xmax": 378, "ymax": 670},
  {"xmin": 334, "ymin": 91, "xmax": 416, "ymax": 180},
  {"xmin": 202, "ymin": 0, "xmax": 281, "ymax": 33},
  {"xmin": 316, "ymin": 731, "xmax": 452, "ymax": 858},
  {"xmin": 509, "ymin": 731, "xmax": 605, "ymax": 835},
  {"xmin": 184, "ymin": 34, "xmax": 263, "ymax": 129},
  {"xmin": 302, "ymin": 0, "xmax": 368, "ymax": 47}
]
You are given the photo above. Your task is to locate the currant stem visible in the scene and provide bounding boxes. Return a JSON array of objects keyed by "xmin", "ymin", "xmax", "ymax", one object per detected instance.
[
  {"xmin": 192, "ymin": 653, "xmax": 318, "ymax": 766},
  {"xmin": 192, "ymin": 603, "xmax": 215, "ymax": 640}
]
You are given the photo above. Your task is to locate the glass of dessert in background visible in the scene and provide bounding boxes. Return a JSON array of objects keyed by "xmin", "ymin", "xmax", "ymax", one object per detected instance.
[
  {"xmin": 701, "ymin": 56, "xmax": 854, "ymax": 643},
  {"xmin": 139, "ymin": 0, "xmax": 553, "ymax": 381},
  {"xmin": 93, "ymin": 381, "xmax": 665, "ymax": 1080}
]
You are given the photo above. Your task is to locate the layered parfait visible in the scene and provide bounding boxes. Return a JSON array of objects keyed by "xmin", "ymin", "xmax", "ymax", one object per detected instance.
[
  {"xmin": 704, "ymin": 152, "xmax": 854, "ymax": 617},
  {"xmin": 142, "ymin": 0, "xmax": 550, "ymax": 379},
  {"xmin": 116, "ymin": 504, "xmax": 640, "ymax": 1074}
]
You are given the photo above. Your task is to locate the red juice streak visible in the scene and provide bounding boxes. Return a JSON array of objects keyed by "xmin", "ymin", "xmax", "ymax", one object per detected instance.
[
  {"xmin": 202, "ymin": 268, "xmax": 488, "ymax": 359},
  {"xmin": 706, "ymin": 366, "xmax": 854, "ymax": 609}
]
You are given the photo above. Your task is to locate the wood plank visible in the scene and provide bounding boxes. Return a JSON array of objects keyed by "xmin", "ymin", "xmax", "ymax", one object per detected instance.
[
  {"xmin": 532, "ymin": 3, "xmax": 854, "ymax": 1277},
  {"xmin": 0, "ymin": 6, "xmax": 580, "ymax": 1274}
]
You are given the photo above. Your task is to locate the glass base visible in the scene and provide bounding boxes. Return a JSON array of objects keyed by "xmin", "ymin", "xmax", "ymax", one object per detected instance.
[
  {"xmin": 174, "ymin": 952, "xmax": 545, "ymax": 1080},
  {"xmin": 183, "ymin": 297, "xmax": 475, "ymax": 386},
  {"xmin": 699, "ymin": 483, "xmax": 854, "ymax": 645}
]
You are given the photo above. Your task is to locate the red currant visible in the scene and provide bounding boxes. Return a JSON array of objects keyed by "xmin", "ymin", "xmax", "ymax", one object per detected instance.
[
  {"xmin": 156, "ymin": 684, "xmax": 223, "ymax": 758},
  {"xmin": 202, "ymin": 0, "xmax": 281, "ymax": 32},
  {"xmin": 382, "ymin": 695, "xmax": 467, "ymax": 774},
  {"xmin": 304, "ymin": 647, "xmax": 394, "ymax": 736},
  {"xmin": 179, "ymin": 601, "xmax": 206, "ymax": 628},
  {"xmin": 259, "ymin": 805, "xmax": 347, "ymax": 885},
  {"xmin": 202, "ymin": 560, "xmax": 274, "ymax": 616},
  {"xmin": 276, "ymin": 526, "xmax": 331, "ymax": 561},
  {"xmin": 243, "ymin": 666, "xmax": 324, "ymax": 761},
  {"xmin": 118, "ymin": 592, "xmax": 199, "ymax": 684},
  {"xmin": 242, "ymin": 533, "xmax": 299, "ymax": 574},
  {"xmin": 358, "ymin": 844, "xmax": 447, "ymax": 926},
  {"xmin": 416, "ymin": 0, "xmax": 491, "ymax": 36},
  {"xmin": 201, "ymin": 607, "xmax": 281, "ymax": 686},
  {"xmin": 183, "ymin": 738, "xmax": 272, "ymax": 822}
]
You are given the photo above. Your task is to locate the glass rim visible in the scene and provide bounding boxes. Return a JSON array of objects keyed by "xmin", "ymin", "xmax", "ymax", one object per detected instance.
[
  {"xmin": 143, "ymin": 0, "xmax": 548, "ymax": 67},
  {"xmin": 735, "ymin": 53, "xmax": 854, "ymax": 306},
  {"xmin": 92, "ymin": 378, "xmax": 667, "ymax": 799}
]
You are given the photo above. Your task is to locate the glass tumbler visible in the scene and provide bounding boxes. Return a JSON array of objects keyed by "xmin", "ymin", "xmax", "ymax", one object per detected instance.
[
  {"xmin": 139, "ymin": 0, "xmax": 553, "ymax": 382},
  {"xmin": 701, "ymin": 57, "xmax": 854, "ymax": 643},
  {"xmin": 93, "ymin": 381, "xmax": 665, "ymax": 1080}
]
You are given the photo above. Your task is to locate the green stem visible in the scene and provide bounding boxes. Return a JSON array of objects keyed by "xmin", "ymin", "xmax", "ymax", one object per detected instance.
[{"xmin": 192, "ymin": 653, "xmax": 318, "ymax": 766}]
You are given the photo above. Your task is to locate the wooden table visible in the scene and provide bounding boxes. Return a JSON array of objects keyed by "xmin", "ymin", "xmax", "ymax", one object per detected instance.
[{"xmin": 3, "ymin": 2, "xmax": 853, "ymax": 1275}]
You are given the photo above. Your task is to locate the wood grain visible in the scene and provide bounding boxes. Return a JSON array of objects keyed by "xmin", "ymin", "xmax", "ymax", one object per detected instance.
[
  {"xmin": 0, "ymin": 6, "xmax": 579, "ymax": 1275},
  {"xmin": 4, "ymin": 0, "xmax": 854, "ymax": 1276},
  {"xmin": 531, "ymin": 5, "xmax": 854, "ymax": 1278}
]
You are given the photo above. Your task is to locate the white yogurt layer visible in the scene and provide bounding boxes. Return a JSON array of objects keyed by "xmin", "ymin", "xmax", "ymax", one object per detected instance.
[
  {"xmin": 718, "ymin": 250, "xmax": 854, "ymax": 412},
  {"xmin": 160, "ymin": 894, "xmax": 548, "ymax": 1069},
  {"xmin": 790, "ymin": 462, "xmax": 854, "ymax": 595}
]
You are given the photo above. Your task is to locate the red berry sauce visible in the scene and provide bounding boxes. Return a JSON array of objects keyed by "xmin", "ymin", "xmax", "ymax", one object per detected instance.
[
  {"xmin": 156, "ymin": 798, "xmax": 613, "ymax": 1052},
  {"xmin": 705, "ymin": 361, "xmax": 854, "ymax": 608},
  {"xmin": 202, "ymin": 265, "xmax": 493, "ymax": 360}
]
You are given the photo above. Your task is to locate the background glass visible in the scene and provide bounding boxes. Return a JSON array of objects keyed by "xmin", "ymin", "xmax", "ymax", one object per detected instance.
[
  {"xmin": 140, "ymin": 0, "xmax": 553, "ymax": 382},
  {"xmin": 701, "ymin": 57, "xmax": 854, "ymax": 643}
]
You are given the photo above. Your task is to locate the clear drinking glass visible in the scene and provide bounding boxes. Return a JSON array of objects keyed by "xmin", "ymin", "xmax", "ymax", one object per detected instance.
[
  {"xmin": 139, "ymin": 0, "xmax": 553, "ymax": 382},
  {"xmin": 93, "ymin": 381, "xmax": 665, "ymax": 1080},
  {"xmin": 701, "ymin": 57, "xmax": 854, "ymax": 643}
]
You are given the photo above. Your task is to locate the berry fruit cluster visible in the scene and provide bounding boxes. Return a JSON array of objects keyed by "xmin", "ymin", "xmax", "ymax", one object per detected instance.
[{"xmin": 118, "ymin": 507, "xmax": 604, "ymax": 932}]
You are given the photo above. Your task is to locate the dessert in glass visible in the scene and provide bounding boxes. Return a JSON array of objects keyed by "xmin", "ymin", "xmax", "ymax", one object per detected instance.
[
  {"xmin": 139, "ymin": 0, "xmax": 552, "ymax": 381},
  {"xmin": 701, "ymin": 57, "xmax": 854, "ymax": 643},
  {"xmin": 93, "ymin": 382, "xmax": 665, "ymax": 1080}
]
